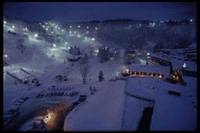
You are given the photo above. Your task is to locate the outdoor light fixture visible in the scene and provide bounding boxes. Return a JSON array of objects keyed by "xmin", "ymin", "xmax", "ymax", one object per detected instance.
[
  {"xmin": 147, "ymin": 52, "xmax": 150, "ymax": 56},
  {"xmin": 183, "ymin": 63, "xmax": 187, "ymax": 69},
  {"xmin": 125, "ymin": 68, "xmax": 129, "ymax": 73},
  {"xmin": 34, "ymin": 33, "xmax": 38, "ymax": 38},
  {"xmin": 159, "ymin": 74, "xmax": 163, "ymax": 79},
  {"xmin": 95, "ymin": 49, "xmax": 99, "ymax": 53},
  {"xmin": 53, "ymin": 44, "xmax": 57, "ymax": 48},
  {"xmin": 4, "ymin": 54, "xmax": 8, "ymax": 58}
]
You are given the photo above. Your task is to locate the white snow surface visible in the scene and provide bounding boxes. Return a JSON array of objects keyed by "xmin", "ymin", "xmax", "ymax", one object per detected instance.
[{"xmin": 64, "ymin": 81, "xmax": 125, "ymax": 131}]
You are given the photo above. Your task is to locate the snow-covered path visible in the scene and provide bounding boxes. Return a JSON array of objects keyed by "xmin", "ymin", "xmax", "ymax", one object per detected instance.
[{"xmin": 64, "ymin": 80, "xmax": 126, "ymax": 131}]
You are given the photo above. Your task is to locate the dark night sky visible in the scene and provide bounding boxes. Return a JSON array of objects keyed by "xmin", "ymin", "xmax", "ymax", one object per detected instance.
[{"xmin": 4, "ymin": 2, "xmax": 196, "ymax": 22}]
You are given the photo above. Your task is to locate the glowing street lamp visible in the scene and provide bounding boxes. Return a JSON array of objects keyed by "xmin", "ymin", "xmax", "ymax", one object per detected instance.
[
  {"xmin": 12, "ymin": 25, "xmax": 15, "ymax": 29},
  {"xmin": 125, "ymin": 68, "xmax": 129, "ymax": 73},
  {"xmin": 4, "ymin": 54, "xmax": 8, "ymax": 58},
  {"xmin": 122, "ymin": 66, "xmax": 129, "ymax": 73},
  {"xmin": 182, "ymin": 62, "xmax": 187, "ymax": 69},
  {"xmin": 43, "ymin": 110, "xmax": 55, "ymax": 124},
  {"xmin": 77, "ymin": 25, "xmax": 80, "ymax": 28},
  {"xmin": 69, "ymin": 25, "xmax": 72, "ymax": 28},
  {"xmin": 34, "ymin": 33, "xmax": 38, "ymax": 38},
  {"xmin": 91, "ymin": 37, "xmax": 95, "ymax": 41},
  {"xmin": 158, "ymin": 74, "xmax": 163, "ymax": 79},
  {"xmin": 53, "ymin": 44, "xmax": 57, "ymax": 48},
  {"xmin": 147, "ymin": 52, "xmax": 150, "ymax": 56},
  {"xmin": 4, "ymin": 20, "xmax": 7, "ymax": 25},
  {"xmin": 95, "ymin": 49, "xmax": 99, "ymax": 53}
]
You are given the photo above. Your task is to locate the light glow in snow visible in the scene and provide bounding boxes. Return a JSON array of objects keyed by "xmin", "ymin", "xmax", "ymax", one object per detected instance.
[
  {"xmin": 53, "ymin": 44, "xmax": 57, "ymax": 48},
  {"xmin": 95, "ymin": 49, "xmax": 99, "ymax": 53},
  {"xmin": 91, "ymin": 37, "xmax": 95, "ymax": 41},
  {"xmin": 77, "ymin": 34, "xmax": 81, "ymax": 38},
  {"xmin": 3, "ymin": 20, "xmax": 7, "ymax": 25},
  {"xmin": 43, "ymin": 110, "xmax": 56, "ymax": 127},
  {"xmin": 4, "ymin": 54, "xmax": 8, "ymax": 58},
  {"xmin": 183, "ymin": 62, "xmax": 187, "ymax": 68},
  {"xmin": 34, "ymin": 33, "xmax": 38, "ymax": 38},
  {"xmin": 158, "ymin": 75, "xmax": 163, "ymax": 79}
]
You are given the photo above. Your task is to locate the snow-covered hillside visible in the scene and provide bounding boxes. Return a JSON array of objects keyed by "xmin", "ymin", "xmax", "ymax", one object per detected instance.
[{"xmin": 3, "ymin": 18, "xmax": 197, "ymax": 131}]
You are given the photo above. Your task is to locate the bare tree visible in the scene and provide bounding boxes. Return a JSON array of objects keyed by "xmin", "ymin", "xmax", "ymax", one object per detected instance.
[{"xmin": 80, "ymin": 63, "xmax": 90, "ymax": 84}]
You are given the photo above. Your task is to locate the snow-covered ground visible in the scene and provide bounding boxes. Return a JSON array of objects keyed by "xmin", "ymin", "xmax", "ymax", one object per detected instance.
[
  {"xmin": 3, "ymin": 18, "xmax": 197, "ymax": 131},
  {"xmin": 64, "ymin": 81, "xmax": 125, "ymax": 131}
]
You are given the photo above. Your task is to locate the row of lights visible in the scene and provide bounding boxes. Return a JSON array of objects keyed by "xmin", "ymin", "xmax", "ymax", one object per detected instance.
[
  {"xmin": 69, "ymin": 25, "xmax": 98, "ymax": 31},
  {"xmin": 123, "ymin": 69, "xmax": 164, "ymax": 79}
]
